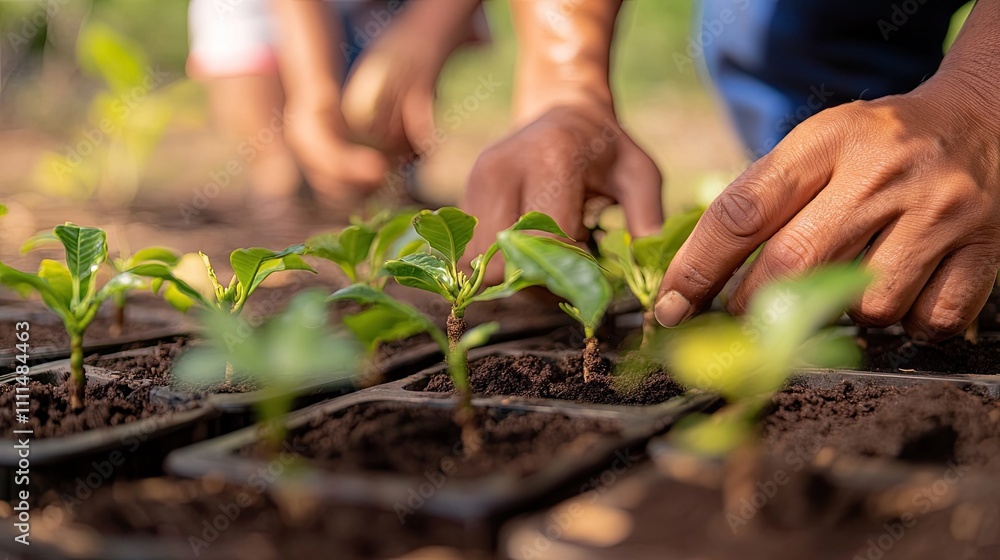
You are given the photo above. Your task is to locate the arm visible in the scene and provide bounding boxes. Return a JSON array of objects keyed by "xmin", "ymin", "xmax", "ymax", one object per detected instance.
[
  {"xmin": 656, "ymin": 0, "xmax": 1000, "ymax": 340},
  {"xmin": 462, "ymin": 0, "xmax": 663, "ymax": 276},
  {"xmin": 270, "ymin": 0, "xmax": 388, "ymax": 203}
]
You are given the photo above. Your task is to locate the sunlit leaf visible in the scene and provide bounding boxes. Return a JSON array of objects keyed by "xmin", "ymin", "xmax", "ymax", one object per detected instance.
[
  {"xmin": 383, "ymin": 252, "xmax": 454, "ymax": 298},
  {"xmin": 230, "ymin": 244, "xmax": 316, "ymax": 299},
  {"xmin": 496, "ymin": 232, "xmax": 611, "ymax": 330},
  {"xmin": 53, "ymin": 223, "xmax": 108, "ymax": 305},
  {"xmin": 507, "ymin": 211, "xmax": 571, "ymax": 238},
  {"xmin": 412, "ymin": 207, "xmax": 477, "ymax": 264}
]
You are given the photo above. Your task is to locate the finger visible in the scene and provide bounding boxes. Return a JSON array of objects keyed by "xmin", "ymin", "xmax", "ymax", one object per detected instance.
[
  {"xmin": 848, "ymin": 219, "xmax": 946, "ymax": 328},
  {"xmin": 521, "ymin": 155, "xmax": 588, "ymax": 241},
  {"xmin": 902, "ymin": 247, "xmax": 998, "ymax": 341},
  {"xmin": 728, "ymin": 177, "xmax": 892, "ymax": 313},
  {"xmin": 604, "ymin": 135, "xmax": 663, "ymax": 237},
  {"xmin": 403, "ymin": 89, "xmax": 437, "ymax": 157},
  {"xmin": 655, "ymin": 136, "xmax": 837, "ymax": 327},
  {"xmin": 461, "ymin": 147, "xmax": 523, "ymax": 279}
]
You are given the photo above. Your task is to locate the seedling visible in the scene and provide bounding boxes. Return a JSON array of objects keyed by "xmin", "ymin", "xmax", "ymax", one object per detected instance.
[
  {"xmin": 306, "ymin": 209, "xmax": 422, "ymax": 287},
  {"xmin": 0, "ymin": 224, "xmax": 145, "ymax": 409},
  {"xmin": 20, "ymin": 229, "xmax": 181, "ymax": 336},
  {"xmin": 330, "ymin": 284, "xmax": 498, "ymax": 454},
  {"xmin": 175, "ymin": 290, "xmax": 360, "ymax": 450},
  {"xmin": 599, "ymin": 208, "xmax": 703, "ymax": 346},
  {"xmin": 130, "ymin": 244, "xmax": 315, "ymax": 380},
  {"xmin": 381, "ymin": 207, "xmax": 569, "ymax": 348},
  {"xmin": 108, "ymin": 247, "xmax": 181, "ymax": 336},
  {"xmin": 660, "ymin": 265, "xmax": 871, "ymax": 456},
  {"xmin": 496, "ymin": 231, "xmax": 613, "ymax": 381}
]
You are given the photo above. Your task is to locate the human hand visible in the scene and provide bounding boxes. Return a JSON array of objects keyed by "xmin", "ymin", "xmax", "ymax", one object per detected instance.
[
  {"xmin": 655, "ymin": 73, "xmax": 1000, "ymax": 340},
  {"xmin": 461, "ymin": 104, "xmax": 663, "ymax": 281}
]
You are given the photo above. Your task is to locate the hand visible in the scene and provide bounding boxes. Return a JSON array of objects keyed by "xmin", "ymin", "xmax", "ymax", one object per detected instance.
[
  {"xmin": 461, "ymin": 104, "xmax": 664, "ymax": 280},
  {"xmin": 655, "ymin": 73, "xmax": 1000, "ymax": 340},
  {"xmin": 283, "ymin": 106, "xmax": 389, "ymax": 208},
  {"xmin": 341, "ymin": 0, "xmax": 482, "ymax": 161}
]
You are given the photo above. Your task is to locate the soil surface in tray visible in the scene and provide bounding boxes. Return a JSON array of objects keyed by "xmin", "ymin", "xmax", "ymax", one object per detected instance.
[
  {"xmin": 762, "ymin": 380, "xmax": 1000, "ymax": 471},
  {"xmin": 863, "ymin": 333, "xmax": 1000, "ymax": 375},
  {"xmin": 0, "ymin": 340, "xmax": 200, "ymax": 438},
  {"xmin": 247, "ymin": 401, "xmax": 622, "ymax": 479},
  {"xmin": 528, "ymin": 463, "xmax": 1000, "ymax": 560},
  {"xmin": 2, "ymin": 478, "xmax": 481, "ymax": 560},
  {"xmin": 421, "ymin": 353, "xmax": 684, "ymax": 405}
]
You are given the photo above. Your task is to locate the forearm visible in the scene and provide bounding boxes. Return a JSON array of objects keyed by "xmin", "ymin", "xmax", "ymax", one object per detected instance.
[
  {"xmin": 270, "ymin": 0, "xmax": 345, "ymax": 116},
  {"xmin": 396, "ymin": 0, "xmax": 483, "ymax": 70},
  {"xmin": 510, "ymin": 0, "xmax": 622, "ymax": 123},
  {"xmin": 922, "ymin": 0, "xmax": 1000, "ymax": 124}
]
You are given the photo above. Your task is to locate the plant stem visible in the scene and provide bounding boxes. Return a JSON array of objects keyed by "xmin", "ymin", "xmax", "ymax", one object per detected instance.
[
  {"xmin": 448, "ymin": 346, "xmax": 481, "ymax": 456},
  {"xmin": 69, "ymin": 332, "xmax": 85, "ymax": 410},
  {"xmin": 225, "ymin": 361, "xmax": 235, "ymax": 382},
  {"xmin": 583, "ymin": 336, "xmax": 601, "ymax": 382},
  {"xmin": 965, "ymin": 320, "xmax": 979, "ymax": 345},
  {"xmin": 640, "ymin": 308, "xmax": 657, "ymax": 349},
  {"xmin": 446, "ymin": 309, "xmax": 467, "ymax": 351},
  {"xmin": 110, "ymin": 302, "xmax": 125, "ymax": 338}
]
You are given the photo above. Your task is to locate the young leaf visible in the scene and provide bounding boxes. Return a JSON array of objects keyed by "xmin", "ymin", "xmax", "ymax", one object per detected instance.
[
  {"xmin": 382, "ymin": 252, "xmax": 455, "ymax": 298},
  {"xmin": 0, "ymin": 263, "xmax": 72, "ymax": 321},
  {"xmin": 53, "ymin": 223, "xmax": 108, "ymax": 305},
  {"xmin": 307, "ymin": 225, "xmax": 377, "ymax": 281},
  {"xmin": 20, "ymin": 230, "xmax": 59, "ymax": 253},
  {"xmin": 496, "ymin": 231, "xmax": 612, "ymax": 330},
  {"xmin": 469, "ymin": 269, "xmax": 539, "ymax": 303},
  {"xmin": 371, "ymin": 209, "xmax": 420, "ymax": 263},
  {"xmin": 412, "ymin": 207, "xmax": 477, "ymax": 264},
  {"xmin": 507, "ymin": 211, "xmax": 571, "ymax": 237},
  {"xmin": 230, "ymin": 244, "xmax": 316, "ymax": 299},
  {"xmin": 457, "ymin": 322, "xmax": 500, "ymax": 352},
  {"xmin": 127, "ymin": 247, "xmax": 180, "ymax": 267},
  {"xmin": 127, "ymin": 262, "xmax": 214, "ymax": 310},
  {"xmin": 329, "ymin": 284, "xmax": 449, "ymax": 353}
]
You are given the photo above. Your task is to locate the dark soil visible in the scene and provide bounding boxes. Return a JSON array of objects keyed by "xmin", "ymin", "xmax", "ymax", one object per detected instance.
[
  {"xmin": 248, "ymin": 401, "xmax": 622, "ymax": 479},
  {"xmin": 524, "ymin": 464, "xmax": 1000, "ymax": 560},
  {"xmin": 863, "ymin": 332, "xmax": 1000, "ymax": 375},
  {"xmin": 763, "ymin": 381, "xmax": 1000, "ymax": 471},
  {"xmin": 422, "ymin": 353, "xmax": 684, "ymax": 406},
  {"xmin": 8, "ymin": 478, "xmax": 478, "ymax": 560}
]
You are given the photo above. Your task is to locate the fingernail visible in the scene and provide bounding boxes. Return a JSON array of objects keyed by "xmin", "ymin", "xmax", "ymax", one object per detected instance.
[{"xmin": 655, "ymin": 290, "xmax": 694, "ymax": 328}]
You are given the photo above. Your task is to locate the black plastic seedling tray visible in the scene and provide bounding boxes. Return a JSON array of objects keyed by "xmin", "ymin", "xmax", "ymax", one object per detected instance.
[
  {"xmin": 166, "ymin": 390, "xmax": 711, "ymax": 515},
  {"xmin": 0, "ymin": 365, "xmax": 220, "ymax": 502}
]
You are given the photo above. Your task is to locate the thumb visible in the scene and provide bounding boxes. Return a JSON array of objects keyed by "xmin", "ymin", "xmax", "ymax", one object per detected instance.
[{"xmin": 403, "ymin": 88, "xmax": 437, "ymax": 156}]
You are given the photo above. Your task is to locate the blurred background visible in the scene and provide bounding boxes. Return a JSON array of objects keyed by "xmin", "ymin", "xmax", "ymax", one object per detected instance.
[{"xmin": 0, "ymin": 0, "xmax": 768, "ymax": 262}]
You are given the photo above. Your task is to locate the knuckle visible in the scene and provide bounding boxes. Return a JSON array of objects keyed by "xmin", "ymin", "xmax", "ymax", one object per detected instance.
[
  {"xmin": 759, "ymin": 230, "xmax": 818, "ymax": 279},
  {"xmin": 709, "ymin": 182, "xmax": 770, "ymax": 239},
  {"xmin": 851, "ymin": 294, "xmax": 904, "ymax": 327},
  {"xmin": 922, "ymin": 304, "xmax": 972, "ymax": 338},
  {"xmin": 920, "ymin": 179, "xmax": 982, "ymax": 226}
]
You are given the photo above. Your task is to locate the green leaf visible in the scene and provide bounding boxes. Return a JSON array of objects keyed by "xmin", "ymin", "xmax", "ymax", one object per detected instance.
[
  {"xmin": 128, "ymin": 247, "xmax": 180, "ymax": 266},
  {"xmin": 632, "ymin": 208, "xmax": 702, "ymax": 273},
  {"xmin": 128, "ymin": 262, "xmax": 213, "ymax": 310},
  {"xmin": 598, "ymin": 229, "xmax": 633, "ymax": 266},
  {"xmin": 307, "ymin": 226, "xmax": 377, "ymax": 280},
  {"xmin": 383, "ymin": 253, "xmax": 455, "ymax": 298},
  {"xmin": 20, "ymin": 230, "xmax": 58, "ymax": 254},
  {"xmin": 671, "ymin": 411, "xmax": 755, "ymax": 457},
  {"xmin": 37, "ymin": 260, "xmax": 74, "ymax": 310},
  {"xmin": 496, "ymin": 232, "xmax": 612, "ymax": 330},
  {"xmin": 230, "ymin": 244, "xmax": 316, "ymax": 301},
  {"xmin": 0, "ymin": 204, "xmax": 6, "ymax": 218},
  {"xmin": 507, "ymin": 211, "xmax": 571, "ymax": 238},
  {"xmin": 371, "ymin": 209, "xmax": 420, "ymax": 263},
  {"xmin": 328, "ymin": 284, "xmax": 448, "ymax": 353},
  {"xmin": 95, "ymin": 272, "xmax": 145, "ymax": 303},
  {"xmin": 76, "ymin": 22, "xmax": 148, "ymax": 92},
  {"xmin": 469, "ymin": 269, "xmax": 539, "ymax": 303},
  {"xmin": 343, "ymin": 305, "xmax": 432, "ymax": 353},
  {"xmin": 0, "ymin": 262, "xmax": 72, "ymax": 322},
  {"xmin": 53, "ymin": 223, "xmax": 108, "ymax": 305},
  {"xmin": 457, "ymin": 322, "xmax": 500, "ymax": 352},
  {"xmin": 412, "ymin": 207, "xmax": 477, "ymax": 265},
  {"xmin": 749, "ymin": 265, "xmax": 870, "ymax": 356}
]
